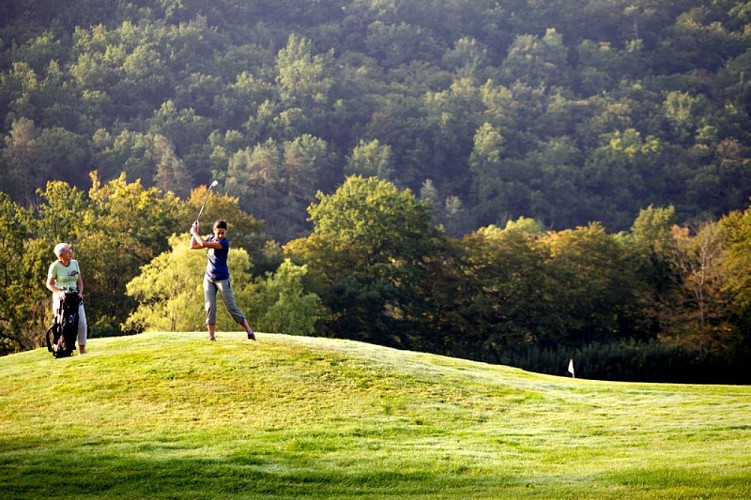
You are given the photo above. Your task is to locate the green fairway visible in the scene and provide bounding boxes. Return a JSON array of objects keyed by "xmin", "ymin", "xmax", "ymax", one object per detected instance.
[{"xmin": 1, "ymin": 332, "xmax": 749, "ymax": 498}]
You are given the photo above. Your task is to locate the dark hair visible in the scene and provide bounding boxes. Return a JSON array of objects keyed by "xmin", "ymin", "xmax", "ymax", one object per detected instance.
[{"xmin": 213, "ymin": 219, "xmax": 227, "ymax": 229}]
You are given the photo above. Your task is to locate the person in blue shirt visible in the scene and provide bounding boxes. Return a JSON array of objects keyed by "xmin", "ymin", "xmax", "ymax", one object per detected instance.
[{"xmin": 190, "ymin": 219, "xmax": 256, "ymax": 342}]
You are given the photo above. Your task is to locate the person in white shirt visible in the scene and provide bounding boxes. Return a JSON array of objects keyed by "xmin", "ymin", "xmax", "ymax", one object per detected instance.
[{"xmin": 46, "ymin": 243, "xmax": 88, "ymax": 354}]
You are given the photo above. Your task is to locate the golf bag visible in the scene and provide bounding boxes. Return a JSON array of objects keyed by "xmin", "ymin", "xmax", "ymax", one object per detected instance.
[{"xmin": 46, "ymin": 292, "xmax": 81, "ymax": 358}]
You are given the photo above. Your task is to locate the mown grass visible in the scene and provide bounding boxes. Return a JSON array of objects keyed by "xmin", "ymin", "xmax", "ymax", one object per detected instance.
[{"xmin": 1, "ymin": 332, "xmax": 749, "ymax": 498}]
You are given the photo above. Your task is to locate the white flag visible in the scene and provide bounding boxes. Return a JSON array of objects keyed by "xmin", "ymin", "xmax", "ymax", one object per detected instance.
[{"xmin": 567, "ymin": 358, "xmax": 575, "ymax": 378}]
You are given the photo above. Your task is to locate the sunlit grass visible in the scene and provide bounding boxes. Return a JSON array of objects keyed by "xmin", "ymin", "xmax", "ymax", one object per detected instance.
[{"xmin": 1, "ymin": 332, "xmax": 750, "ymax": 498}]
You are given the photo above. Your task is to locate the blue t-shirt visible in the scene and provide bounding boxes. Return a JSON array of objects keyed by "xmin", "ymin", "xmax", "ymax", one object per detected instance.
[{"xmin": 205, "ymin": 237, "xmax": 230, "ymax": 280}]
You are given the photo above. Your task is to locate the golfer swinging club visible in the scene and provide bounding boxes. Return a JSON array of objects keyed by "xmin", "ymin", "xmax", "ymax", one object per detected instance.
[{"xmin": 190, "ymin": 218, "xmax": 256, "ymax": 342}]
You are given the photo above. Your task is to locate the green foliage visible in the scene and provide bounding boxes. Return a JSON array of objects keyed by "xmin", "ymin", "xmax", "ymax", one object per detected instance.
[
  {"xmin": 659, "ymin": 221, "xmax": 732, "ymax": 342},
  {"xmin": 308, "ymin": 176, "xmax": 435, "ymax": 249},
  {"xmin": 503, "ymin": 216, "xmax": 544, "ymax": 234},
  {"xmin": 630, "ymin": 204, "xmax": 678, "ymax": 251},
  {"xmin": 723, "ymin": 206, "xmax": 751, "ymax": 333},
  {"xmin": 442, "ymin": 223, "xmax": 552, "ymax": 351},
  {"xmin": 0, "ymin": 193, "xmax": 43, "ymax": 354},
  {"xmin": 429, "ymin": 219, "xmax": 653, "ymax": 354},
  {"xmin": 541, "ymin": 223, "xmax": 653, "ymax": 343},
  {"xmin": 223, "ymin": 134, "xmax": 336, "ymax": 241},
  {"xmin": 1, "ymin": 118, "xmax": 91, "ymax": 201},
  {"xmin": 77, "ymin": 173, "xmax": 183, "ymax": 336},
  {"xmin": 1, "ymin": 1, "xmax": 749, "ymax": 236},
  {"xmin": 289, "ymin": 176, "xmax": 440, "ymax": 347},
  {"xmin": 469, "ymin": 121, "xmax": 505, "ymax": 225},
  {"xmin": 345, "ymin": 138, "xmax": 394, "ymax": 181},
  {"xmin": 248, "ymin": 259, "xmax": 321, "ymax": 336},
  {"xmin": 30, "ymin": 180, "xmax": 88, "ymax": 245},
  {"xmin": 125, "ymin": 235, "xmax": 202, "ymax": 332},
  {"xmin": 500, "ymin": 28, "xmax": 569, "ymax": 88},
  {"xmin": 276, "ymin": 34, "xmax": 334, "ymax": 108},
  {"xmin": 583, "ymin": 128, "xmax": 667, "ymax": 230}
]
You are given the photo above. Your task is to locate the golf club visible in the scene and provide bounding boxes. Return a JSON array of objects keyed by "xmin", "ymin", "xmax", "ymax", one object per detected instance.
[{"xmin": 196, "ymin": 180, "xmax": 219, "ymax": 224}]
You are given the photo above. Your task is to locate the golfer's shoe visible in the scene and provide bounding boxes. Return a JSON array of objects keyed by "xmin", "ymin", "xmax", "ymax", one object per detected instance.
[
  {"xmin": 209, "ymin": 336, "xmax": 216, "ymax": 342},
  {"xmin": 247, "ymin": 330, "xmax": 256, "ymax": 341}
]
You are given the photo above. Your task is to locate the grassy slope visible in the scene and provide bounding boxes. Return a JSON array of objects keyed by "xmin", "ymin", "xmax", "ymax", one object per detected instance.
[{"xmin": 0, "ymin": 332, "xmax": 749, "ymax": 499}]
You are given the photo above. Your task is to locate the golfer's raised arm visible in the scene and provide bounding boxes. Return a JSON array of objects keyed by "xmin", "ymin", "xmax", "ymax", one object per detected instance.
[
  {"xmin": 189, "ymin": 222, "xmax": 203, "ymax": 249},
  {"xmin": 190, "ymin": 224, "xmax": 220, "ymax": 249}
]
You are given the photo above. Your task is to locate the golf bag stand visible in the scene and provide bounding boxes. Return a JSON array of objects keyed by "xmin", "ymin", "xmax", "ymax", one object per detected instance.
[{"xmin": 46, "ymin": 291, "xmax": 81, "ymax": 358}]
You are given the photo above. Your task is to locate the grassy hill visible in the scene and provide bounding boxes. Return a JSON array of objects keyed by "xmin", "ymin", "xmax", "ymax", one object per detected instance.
[{"xmin": 1, "ymin": 332, "xmax": 749, "ymax": 499}]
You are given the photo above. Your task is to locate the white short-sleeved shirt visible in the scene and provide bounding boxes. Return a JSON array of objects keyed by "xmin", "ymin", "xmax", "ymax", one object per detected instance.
[{"xmin": 48, "ymin": 259, "xmax": 81, "ymax": 291}]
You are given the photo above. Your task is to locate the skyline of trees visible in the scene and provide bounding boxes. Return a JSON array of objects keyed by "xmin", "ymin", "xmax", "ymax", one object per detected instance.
[
  {"xmin": 1, "ymin": 1, "xmax": 749, "ymax": 242},
  {"xmin": 0, "ymin": 172, "xmax": 748, "ymax": 382}
]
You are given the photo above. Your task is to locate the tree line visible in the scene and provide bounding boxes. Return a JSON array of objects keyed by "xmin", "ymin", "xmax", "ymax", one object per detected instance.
[
  {"xmin": 1, "ymin": 0, "xmax": 750, "ymax": 243},
  {"xmin": 1, "ymin": 174, "xmax": 749, "ymax": 383}
]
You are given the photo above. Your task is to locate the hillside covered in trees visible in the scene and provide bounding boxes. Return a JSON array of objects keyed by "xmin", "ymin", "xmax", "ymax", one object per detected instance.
[
  {"xmin": 2, "ymin": 0, "xmax": 750, "ymax": 240},
  {"xmin": 1, "ymin": 1, "xmax": 750, "ymax": 382}
]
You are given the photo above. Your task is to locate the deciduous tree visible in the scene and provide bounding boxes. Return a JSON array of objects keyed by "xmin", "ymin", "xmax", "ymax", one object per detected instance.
[{"xmin": 286, "ymin": 176, "xmax": 441, "ymax": 347}]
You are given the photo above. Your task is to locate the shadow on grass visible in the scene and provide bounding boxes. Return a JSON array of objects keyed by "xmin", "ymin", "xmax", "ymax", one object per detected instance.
[
  {"xmin": 0, "ymin": 437, "xmax": 506, "ymax": 498},
  {"xmin": 3, "ymin": 436, "xmax": 750, "ymax": 498}
]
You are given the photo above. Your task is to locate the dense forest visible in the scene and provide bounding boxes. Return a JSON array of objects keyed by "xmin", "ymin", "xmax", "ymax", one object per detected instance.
[{"xmin": 1, "ymin": 1, "xmax": 750, "ymax": 381}]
